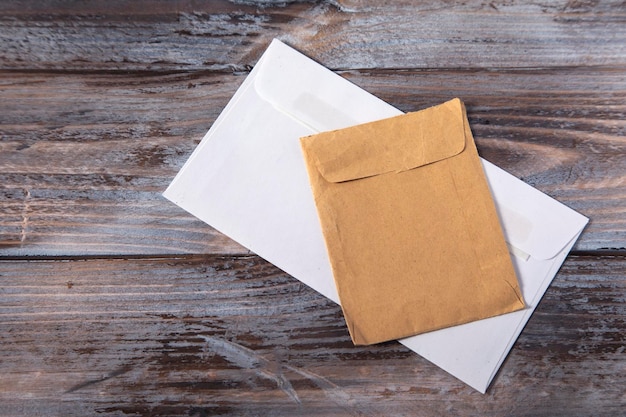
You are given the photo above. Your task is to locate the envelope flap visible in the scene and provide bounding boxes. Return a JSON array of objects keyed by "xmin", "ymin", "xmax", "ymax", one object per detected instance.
[
  {"xmin": 302, "ymin": 99, "xmax": 467, "ymax": 183},
  {"xmin": 253, "ymin": 39, "xmax": 401, "ymax": 133}
]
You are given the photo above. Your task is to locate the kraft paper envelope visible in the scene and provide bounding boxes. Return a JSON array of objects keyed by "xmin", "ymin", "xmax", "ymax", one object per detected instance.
[
  {"xmin": 300, "ymin": 99, "xmax": 524, "ymax": 345},
  {"xmin": 164, "ymin": 39, "xmax": 588, "ymax": 392}
]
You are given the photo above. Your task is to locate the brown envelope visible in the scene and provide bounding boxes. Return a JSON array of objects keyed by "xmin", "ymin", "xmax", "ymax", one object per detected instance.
[{"xmin": 300, "ymin": 98, "xmax": 525, "ymax": 346}]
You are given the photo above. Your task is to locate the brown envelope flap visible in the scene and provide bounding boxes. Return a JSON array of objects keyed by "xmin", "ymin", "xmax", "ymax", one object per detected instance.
[{"xmin": 305, "ymin": 98, "xmax": 467, "ymax": 183}]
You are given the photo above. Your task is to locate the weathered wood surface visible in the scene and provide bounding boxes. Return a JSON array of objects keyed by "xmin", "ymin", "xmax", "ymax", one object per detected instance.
[
  {"xmin": 1, "ymin": 68, "xmax": 624, "ymax": 255},
  {"xmin": 0, "ymin": 0, "xmax": 625, "ymax": 415},
  {"xmin": 1, "ymin": 0, "xmax": 626, "ymax": 71},
  {"xmin": 1, "ymin": 256, "xmax": 624, "ymax": 416}
]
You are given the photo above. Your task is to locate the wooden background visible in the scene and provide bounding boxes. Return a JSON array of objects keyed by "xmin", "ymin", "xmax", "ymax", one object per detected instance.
[{"xmin": 1, "ymin": 1, "xmax": 625, "ymax": 415}]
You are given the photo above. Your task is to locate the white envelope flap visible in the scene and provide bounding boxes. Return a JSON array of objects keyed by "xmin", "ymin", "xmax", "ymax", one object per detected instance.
[
  {"xmin": 253, "ymin": 39, "xmax": 401, "ymax": 133},
  {"xmin": 482, "ymin": 160, "xmax": 588, "ymax": 260}
]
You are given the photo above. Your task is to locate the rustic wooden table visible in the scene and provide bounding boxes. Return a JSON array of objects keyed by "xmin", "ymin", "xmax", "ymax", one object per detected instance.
[{"xmin": 1, "ymin": 1, "xmax": 625, "ymax": 416}]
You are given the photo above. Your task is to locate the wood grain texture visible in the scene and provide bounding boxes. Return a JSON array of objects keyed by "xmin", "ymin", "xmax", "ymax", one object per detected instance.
[
  {"xmin": 0, "ymin": 1, "xmax": 625, "ymax": 415},
  {"xmin": 0, "ymin": 71, "xmax": 247, "ymax": 256},
  {"xmin": 1, "ymin": 0, "xmax": 625, "ymax": 72},
  {"xmin": 0, "ymin": 255, "xmax": 624, "ymax": 416},
  {"xmin": 1, "ymin": 68, "xmax": 624, "ymax": 255}
]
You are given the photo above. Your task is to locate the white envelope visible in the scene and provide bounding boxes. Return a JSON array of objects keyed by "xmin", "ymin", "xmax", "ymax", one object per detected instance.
[{"xmin": 164, "ymin": 39, "xmax": 588, "ymax": 393}]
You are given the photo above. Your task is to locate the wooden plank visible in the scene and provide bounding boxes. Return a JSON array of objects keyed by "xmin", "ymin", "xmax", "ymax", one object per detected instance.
[
  {"xmin": 1, "ymin": 0, "xmax": 625, "ymax": 71},
  {"xmin": 0, "ymin": 70, "xmax": 247, "ymax": 256},
  {"xmin": 0, "ymin": 255, "xmax": 624, "ymax": 416},
  {"xmin": 1, "ymin": 68, "xmax": 624, "ymax": 256}
]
